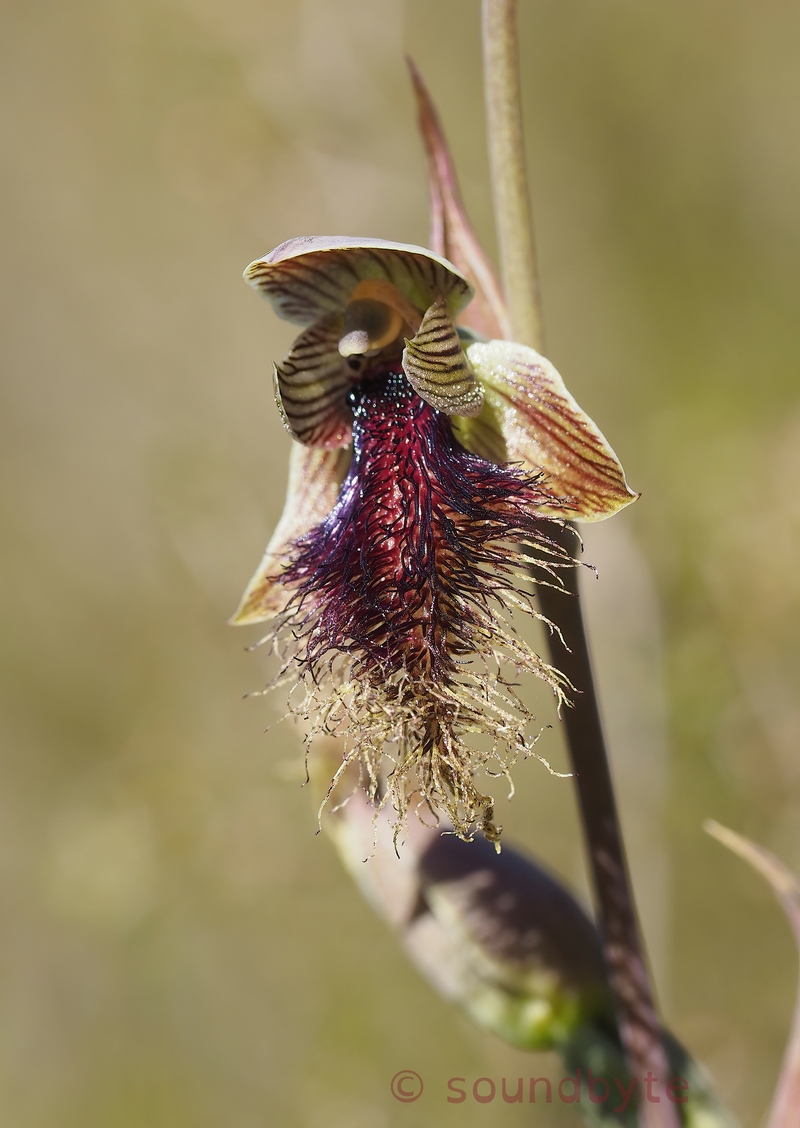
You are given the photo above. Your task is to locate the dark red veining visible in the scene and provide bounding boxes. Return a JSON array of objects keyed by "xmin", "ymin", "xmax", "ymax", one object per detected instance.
[{"xmin": 279, "ymin": 366, "xmax": 564, "ymax": 688}]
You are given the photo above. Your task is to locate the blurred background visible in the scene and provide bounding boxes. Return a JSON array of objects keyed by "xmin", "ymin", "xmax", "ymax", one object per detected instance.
[{"xmin": 1, "ymin": 0, "xmax": 799, "ymax": 1124}]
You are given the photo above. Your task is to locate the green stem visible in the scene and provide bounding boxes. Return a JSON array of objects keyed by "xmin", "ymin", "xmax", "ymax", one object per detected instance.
[
  {"xmin": 482, "ymin": 0, "xmax": 544, "ymax": 351},
  {"xmin": 481, "ymin": 3, "xmax": 679, "ymax": 1126}
]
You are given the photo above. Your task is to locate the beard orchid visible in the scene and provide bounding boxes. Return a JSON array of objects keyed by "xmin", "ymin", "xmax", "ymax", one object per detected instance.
[{"xmin": 232, "ymin": 235, "xmax": 636, "ymax": 845}]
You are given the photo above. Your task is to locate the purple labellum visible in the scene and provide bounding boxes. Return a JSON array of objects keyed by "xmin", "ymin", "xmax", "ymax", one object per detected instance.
[{"xmin": 272, "ymin": 364, "xmax": 572, "ymax": 844}]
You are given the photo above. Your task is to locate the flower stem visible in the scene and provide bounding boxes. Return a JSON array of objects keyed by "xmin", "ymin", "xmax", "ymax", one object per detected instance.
[
  {"xmin": 482, "ymin": 0, "xmax": 544, "ymax": 353},
  {"xmin": 536, "ymin": 535, "xmax": 679, "ymax": 1128},
  {"xmin": 482, "ymin": 3, "xmax": 679, "ymax": 1124}
]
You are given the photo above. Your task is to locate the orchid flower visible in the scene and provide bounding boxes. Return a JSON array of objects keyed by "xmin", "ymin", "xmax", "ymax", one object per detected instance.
[{"xmin": 232, "ymin": 234, "xmax": 637, "ymax": 844}]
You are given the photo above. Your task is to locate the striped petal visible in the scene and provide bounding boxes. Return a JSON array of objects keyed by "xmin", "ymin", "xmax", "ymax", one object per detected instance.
[
  {"xmin": 463, "ymin": 340, "xmax": 638, "ymax": 520},
  {"xmin": 402, "ymin": 298, "xmax": 485, "ymax": 418},
  {"xmin": 230, "ymin": 444, "xmax": 351, "ymax": 625},
  {"xmin": 245, "ymin": 236, "xmax": 473, "ymax": 327},
  {"xmin": 274, "ymin": 313, "xmax": 353, "ymax": 448}
]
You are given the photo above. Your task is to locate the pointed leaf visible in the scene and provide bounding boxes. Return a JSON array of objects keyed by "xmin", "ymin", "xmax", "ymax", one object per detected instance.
[
  {"xmin": 466, "ymin": 339, "xmax": 638, "ymax": 520},
  {"xmin": 408, "ymin": 58, "xmax": 511, "ymax": 341},
  {"xmin": 230, "ymin": 444, "xmax": 350, "ymax": 625},
  {"xmin": 273, "ymin": 313, "xmax": 353, "ymax": 448},
  {"xmin": 402, "ymin": 298, "xmax": 485, "ymax": 417}
]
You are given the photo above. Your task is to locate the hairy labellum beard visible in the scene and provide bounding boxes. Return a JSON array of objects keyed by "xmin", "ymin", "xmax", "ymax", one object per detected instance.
[{"xmin": 271, "ymin": 363, "xmax": 572, "ymax": 844}]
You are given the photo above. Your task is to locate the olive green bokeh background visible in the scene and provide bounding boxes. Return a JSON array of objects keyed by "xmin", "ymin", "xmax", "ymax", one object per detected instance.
[{"xmin": 1, "ymin": 1, "xmax": 799, "ymax": 1125}]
